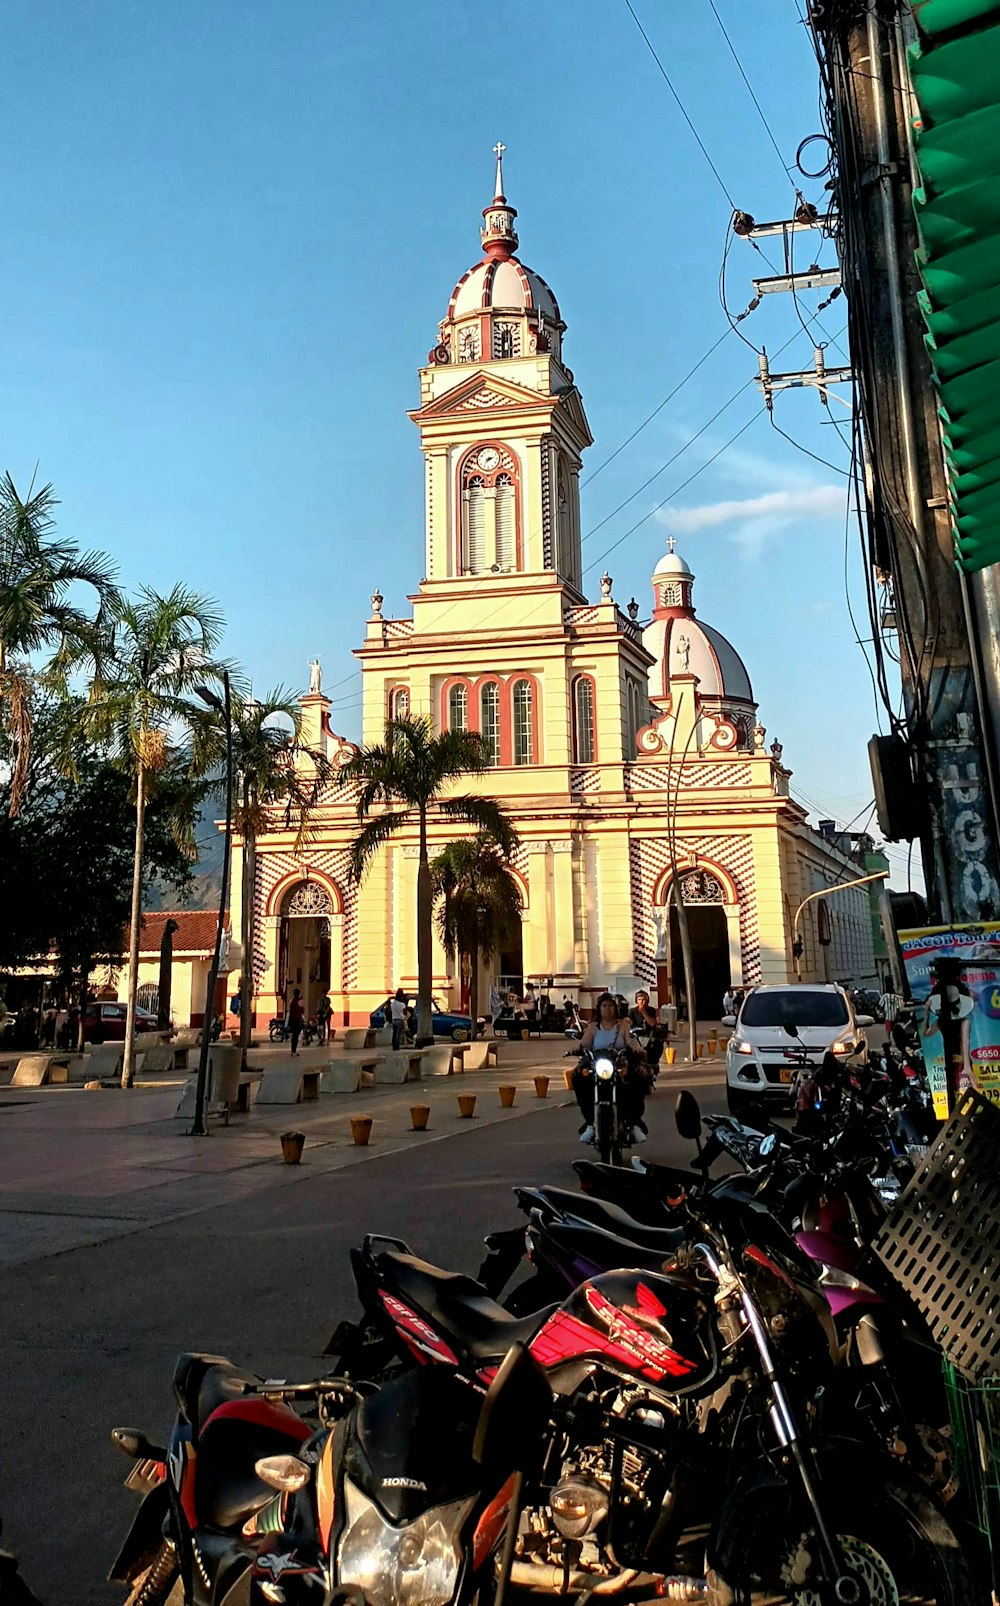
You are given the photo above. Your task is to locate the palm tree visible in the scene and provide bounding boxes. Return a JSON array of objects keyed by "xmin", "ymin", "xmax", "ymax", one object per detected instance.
[
  {"xmin": 199, "ymin": 689, "xmax": 332, "ymax": 1069},
  {"xmin": 339, "ymin": 714, "xmax": 516, "ymax": 1043},
  {"xmin": 0, "ymin": 472, "xmax": 117, "ymax": 815},
  {"xmin": 83, "ymin": 585, "xmax": 231, "ymax": 1086},
  {"xmin": 431, "ymin": 834, "xmax": 522, "ymax": 1040}
]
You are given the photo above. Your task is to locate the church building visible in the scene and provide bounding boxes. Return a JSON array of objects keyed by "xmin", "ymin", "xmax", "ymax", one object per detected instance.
[{"xmin": 238, "ymin": 151, "xmax": 879, "ymax": 1026}]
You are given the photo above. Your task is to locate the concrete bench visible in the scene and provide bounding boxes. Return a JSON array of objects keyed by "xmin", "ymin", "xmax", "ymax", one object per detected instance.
[
  {"xmin": 138, "ymin": 1045, "xmax": 176, "ymax": 1074},
  {"xmin": 255, "ymin": 1066, "xmax": 322, "ymax": 1104},
  {"xmin": 321, "ymin": 1059, "xmax": 362, "ymax": 1094},
  {"xmin": 86, "ymin": 1043, "xmax": 127, "ymax": 1082},
  {"xmin": 341, "ymin": 1026, "xmax": 375, "ymax": 1051},
  {"xmin": 232, "ymin": 1071, "xmax": 260, "ymax": 1113},
  {"xmin": 421, "ymin": 1044, "xmax": 462, "ymax": 1077},
  {"xmin": 462, "ymin": 1041, "xmax": 499, "ymax": 1071},
  {"xmin": 11, "ymin": 1054, "xmax": 71, "ymax": 1087},
  {"xmin": 377, "ymin": 1049, "xmax": 424, "ymax": 1085}
]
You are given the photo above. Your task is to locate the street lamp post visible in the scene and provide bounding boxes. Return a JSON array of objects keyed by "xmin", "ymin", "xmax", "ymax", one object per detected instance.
[
  {"xmin": 190, "ymin": 672, "xmax": 233, "ymax": 1137},
  {"xmin": 792, "ymin": 870, "xmax": 890, "ymax": 981}
]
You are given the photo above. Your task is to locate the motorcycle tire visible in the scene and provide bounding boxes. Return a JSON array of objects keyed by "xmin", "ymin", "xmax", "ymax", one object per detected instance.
[
  {"xmin": 594, "ymin": 1104, "xmax": 613, "ymax": 1166},
  {"xmin": 705, "ymin": 1461, "xmax": 972, "ymax": 1605},
  {"xmin": 122, "ymin": 1543, "xmax": 181, "ymax": 1606}
]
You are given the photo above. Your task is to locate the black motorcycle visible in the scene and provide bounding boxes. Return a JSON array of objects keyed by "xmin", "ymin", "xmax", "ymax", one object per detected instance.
[{"xmin": 578, "ymin": 1044, "xmax": 634, "ymax": 1165}]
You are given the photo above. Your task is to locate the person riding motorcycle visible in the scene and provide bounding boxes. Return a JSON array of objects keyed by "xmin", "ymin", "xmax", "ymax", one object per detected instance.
[{"xmin": 572, "ymin": 991, "xmax": 650, "ymax": 1144}]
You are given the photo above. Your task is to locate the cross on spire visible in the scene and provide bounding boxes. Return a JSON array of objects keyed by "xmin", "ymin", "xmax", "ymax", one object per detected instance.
[
  {"xmin": 492, "ymin": 140, "xmax": 506, "ymax": 201},
  {"xmin": 667, "ymin": 535, "xmax": 677, "ymax": 554}
]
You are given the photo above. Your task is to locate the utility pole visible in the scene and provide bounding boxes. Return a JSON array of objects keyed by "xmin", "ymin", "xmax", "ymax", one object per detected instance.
[{"xmin": 808, "ymin": 0, "xmax": 1000, "ymax": 925}]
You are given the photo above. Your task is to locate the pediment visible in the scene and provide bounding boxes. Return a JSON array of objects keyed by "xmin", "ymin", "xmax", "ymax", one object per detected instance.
[
  {"xmin": 411, "ymin": 370, "xmax": 551, "ymax": 422},
  {"xmin": 554, "ymin": 386, "xmax": 594, "ymax": 447}
]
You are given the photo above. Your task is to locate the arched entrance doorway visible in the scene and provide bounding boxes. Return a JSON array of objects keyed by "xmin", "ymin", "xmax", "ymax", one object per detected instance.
[
  {"xmin": 278, "ymin": 881, "xmax": 333, "ymax": 1022},
  {"xmin": 657, "ymin": 868, "xmax": 734, "ymax": 1019}
]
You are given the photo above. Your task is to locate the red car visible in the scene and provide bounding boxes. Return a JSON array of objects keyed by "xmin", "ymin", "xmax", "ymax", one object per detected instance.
[{"xmin": 82, "ymin": 1001, "xmax": 158, "ymax": 1043}]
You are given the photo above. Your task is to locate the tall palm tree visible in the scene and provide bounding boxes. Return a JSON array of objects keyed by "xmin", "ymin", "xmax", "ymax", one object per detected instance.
[
  {"xmin": 83, "ymin": 585, "xmax": 231, "ymax": 1086},
  {"xmin": 0, "ymin": 472, "xmax": 117, "ymax": 815},
  {"xmin": 431, "ymin": 833, "xmax": 522, "ymax": 1040},
  {"xmin": 198, "ymin": 689, "xmax": 332, "ymax": 1068},
  {"xmin": 339, "ymin": 715, "xmax": 516, "ymax": 1043}
]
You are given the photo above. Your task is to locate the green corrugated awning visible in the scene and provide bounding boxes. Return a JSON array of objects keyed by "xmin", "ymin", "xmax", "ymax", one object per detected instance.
[{"xmin": 908, "ymin": 4, "xmax": 1000, "ymax": 571}]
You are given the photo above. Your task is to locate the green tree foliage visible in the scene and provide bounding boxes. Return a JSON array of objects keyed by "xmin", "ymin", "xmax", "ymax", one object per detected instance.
[
  {"xmin": 82, "ymin": 585, "xmax": 232, "ymax": 1083},
  {"xmin": 0, "ymin": 699, "xmax": 199, "ymax": 1033},
  {"xmin": 0, "ymin": 473, "xmax": 116, "ymax": 815},
  {"xmin": 431, "ymin": 834, "xmax": 522, "ymax": 1037},
  {"xmin": 339, "ymin": 715, "xmax": 515, "ymax": 1043}
]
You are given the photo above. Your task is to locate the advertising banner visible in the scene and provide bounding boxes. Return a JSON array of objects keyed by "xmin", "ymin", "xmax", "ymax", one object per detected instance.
[{"xmin": 898, "ymin": 923, "xmax": 1000, "ymax": 1117}]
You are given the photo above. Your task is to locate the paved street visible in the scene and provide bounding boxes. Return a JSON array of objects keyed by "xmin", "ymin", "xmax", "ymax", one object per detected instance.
[{"xmin": 0, "ymin": 1038, "xmax": 727, "ymax": 1604}]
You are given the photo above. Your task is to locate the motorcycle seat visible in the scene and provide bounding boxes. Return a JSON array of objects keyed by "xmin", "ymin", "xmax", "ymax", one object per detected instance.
[
  {"xmin": 532, "ymin": 1186, "xmax": 686, "ymax": 1254},
  {"xmin": 375, "ymin": 1248, "xmax": 553, "ymax": 1361},
  {"xmin": 172, "ymin": 1352, "xmax": 261, "ymax": 1438},
  {"xmin": 539, "ymin": 1213, "xmax": 677, "ymax": 1276}
]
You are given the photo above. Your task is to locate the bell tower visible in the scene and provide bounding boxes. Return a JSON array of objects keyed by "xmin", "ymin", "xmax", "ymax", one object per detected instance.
[{"xmin": 409, "ymin": 145, "xmax": 592, "ymax": 596}]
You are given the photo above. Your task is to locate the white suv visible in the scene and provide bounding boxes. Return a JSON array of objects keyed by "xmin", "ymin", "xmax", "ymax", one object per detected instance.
[{"xmin": 724, "ymin": 984, "xmax": 873, "ymax": 1118}]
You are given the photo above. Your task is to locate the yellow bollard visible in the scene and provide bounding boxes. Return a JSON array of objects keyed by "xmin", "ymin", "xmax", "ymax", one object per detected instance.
[{"xmin": 665, "ymin": 1045, "xmax": 676, "ymax": 1066}]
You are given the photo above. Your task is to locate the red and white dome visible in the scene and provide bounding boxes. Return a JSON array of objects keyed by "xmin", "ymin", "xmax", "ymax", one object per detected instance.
[
  {"xmin": 448, "ymin": 257, "xmax": 560, "ymax": 323},
  {"xmin": 429, "ymin": 145, "xmax": 565, "ymax": 368},
  {"xmin": 642, "ymin": 540, "xmax": 755, "ymax": 710}
]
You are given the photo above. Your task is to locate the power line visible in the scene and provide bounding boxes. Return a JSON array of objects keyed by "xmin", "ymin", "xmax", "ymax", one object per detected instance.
[
  {"xmin": 768, "ymin": 412, "xmax": 850, "ymax": 477},
  {"xmin": 705, "ymin": 0, "xmax": 796, "ymax": 184},
  {"xmin": 623, "ymin": 0, "xmax": 737, "ymax": 211},
  {"xmin": 585, "ymin": 407, "xmax": 763, "ymax": 573},
  {"xmin": 581, "ymin": 328, "xmax": 733, "ymax": 487}
]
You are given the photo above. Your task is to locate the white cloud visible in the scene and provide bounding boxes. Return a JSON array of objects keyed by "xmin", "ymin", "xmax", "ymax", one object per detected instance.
[{"xmin": 657, "ymin": 484, "xmax": 844, "ymax": 534}]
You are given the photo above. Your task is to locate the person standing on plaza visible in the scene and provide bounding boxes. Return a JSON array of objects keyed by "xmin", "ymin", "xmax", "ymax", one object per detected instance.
[
  {"xmin": 722, "ymin": 986, "xmax": 737, "ymax": 1018},
  {"xmin": 390, "ymin": 987, "xmax": 408, "ymax": 1050},
  {"xmin": 287, "ymin": 988, "xmax": 305, "ymax": 1056},
  {"xmin": 316, "ymin": 990, "xmax": 333, "ymax": 1044}
]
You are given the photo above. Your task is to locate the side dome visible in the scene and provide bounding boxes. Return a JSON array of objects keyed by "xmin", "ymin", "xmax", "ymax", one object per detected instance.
[{"xmin": 641, "ymin": 540, "xmax": 756, "ymax": 717}]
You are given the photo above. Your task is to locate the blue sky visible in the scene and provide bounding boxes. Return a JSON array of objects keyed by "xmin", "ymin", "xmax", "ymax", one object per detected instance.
[{"xmin": 2, "ymin": 0, "xmax": 912, "ymax": 886}]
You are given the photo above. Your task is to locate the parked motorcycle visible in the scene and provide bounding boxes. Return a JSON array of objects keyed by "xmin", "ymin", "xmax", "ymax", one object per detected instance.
[{"xmin": 311, "ymin": 1176, "xmax": 969, "ymax": 1600}]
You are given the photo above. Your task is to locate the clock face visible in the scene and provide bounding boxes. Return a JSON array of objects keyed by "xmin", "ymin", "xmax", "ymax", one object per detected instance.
[{"xmin": 476, "ymin": 447, "xmax": 500, "ymax": 472}]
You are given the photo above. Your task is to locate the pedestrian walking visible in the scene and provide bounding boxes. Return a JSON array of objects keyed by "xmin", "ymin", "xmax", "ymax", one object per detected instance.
[
  {"xmin": 390, "ymin": 987, "xmax": 408, "ymax": 1051},
  {"xmin": 317, "ymin": 990, "xmax": 333, "ymax": 1044},
  {"xmin": 722, "ymin": 987, "xmax": 737, "ymax": 1018},
  {"xmin": 879, "ymin": 987, "xmax": 904, "ymax": 1026},
  {"xmin": 287, "ymin": 988, "xmax": 305, "ymax": 1056}
]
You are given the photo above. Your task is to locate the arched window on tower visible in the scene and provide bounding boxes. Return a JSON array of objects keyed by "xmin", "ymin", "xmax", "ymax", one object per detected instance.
[
  {"xmin": 512, "ymin": 679, "xmax": 534, "ymax": 765},
  {"xmin": 461, "ymin": 474, "xmax": 487, "ymax": 575},
  {"xmin": 573, "ymin": 676, "xmax": 595, "ymax": 764},
  {"xmin": 480, "ymin": 682, "xmax": 500, "ymax": 765},
  {"xmin": 495, "ymin": 474, "xmax": 516, "ymax": 571},
  {"xmin": 390, "ymin": 686, "xmax": 410, "ymax": 721},
  {"xmin": 448, "ymin": 683, "xmax": 467, "ymax": 732}
]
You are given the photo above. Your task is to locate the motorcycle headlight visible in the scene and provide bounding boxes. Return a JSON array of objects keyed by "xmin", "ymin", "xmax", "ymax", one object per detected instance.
[
  {"xmin": 339, "ymin": 1478, "xmax": 473, "ymax": 1606},
  {"xmin": 594, "ymin": 1056, "xmax": 615, "ymax": 1080}
]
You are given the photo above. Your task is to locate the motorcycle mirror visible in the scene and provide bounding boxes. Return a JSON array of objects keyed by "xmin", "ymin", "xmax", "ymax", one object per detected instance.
[
  {"xmin": 674, "ymin": 1089, "xmax": 703, "ymax": 1141},
  {"xmin": 255, "ymin": 1454, "xmax": 311, "ymax": 1493},
  {"xmin": 474, "ymin": 1342, "xmax": 553, "ymax": 1473},
  {"xmin": 783, "ymin": 1022, "xmax": 800, "ymax": 1038}
]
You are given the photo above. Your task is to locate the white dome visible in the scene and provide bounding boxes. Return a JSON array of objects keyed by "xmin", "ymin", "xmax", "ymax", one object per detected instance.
[
  {"xmin": 448, "ymin": 257, "xmax": 561, "ymax": 323},
  {"xmin": 652, "ymin": 550, "xmax": 694, "ymax": 580},
  {"xmin": 642, "ymin": 614, "xmax": 754, "ymax": 705}
]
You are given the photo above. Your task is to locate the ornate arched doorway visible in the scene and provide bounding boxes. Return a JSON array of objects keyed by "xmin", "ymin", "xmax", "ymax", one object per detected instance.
[
  {"xmin": 657, "ymin": 867, "xmax": 736, "ymax": 1019},
  {"xmin": 278, "ymin": 880, "xmax": 334, "ymax": 1022}
]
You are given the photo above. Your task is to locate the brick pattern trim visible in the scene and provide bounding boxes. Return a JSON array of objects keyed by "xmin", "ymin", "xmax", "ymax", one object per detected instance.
[{"xmin": 628, "ymin": 834, "xmax": 760, "ymax": 990}]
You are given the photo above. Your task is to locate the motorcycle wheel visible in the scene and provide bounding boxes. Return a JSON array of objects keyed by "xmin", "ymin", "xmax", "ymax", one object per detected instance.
[
  {"xmin": 594, "ymin": 1103, "xmax": 613, "ymax": 1165},
  {"xmin": 269, "ymin": 1021, "xmax": 282, "ymax": 1042},
  {"xmin": 706, "ymin": 1468, "xmax": 971, "ymax": 1604},
  {"xmin": 123, "ymin": 1543, "xmax": 181, "ymax": 1606}
]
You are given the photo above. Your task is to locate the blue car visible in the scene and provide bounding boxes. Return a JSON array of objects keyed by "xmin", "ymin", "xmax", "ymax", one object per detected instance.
[{"xmin": 370, "ymin": 995, "xmax": 480, "ymax": 1042}]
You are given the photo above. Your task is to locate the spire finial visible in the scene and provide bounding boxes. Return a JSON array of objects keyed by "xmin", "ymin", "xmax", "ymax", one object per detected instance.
[
  {"xmin": 667, "ymin": 535, "xmax": 677, "ymax": 555},
  {"xmin": 492, "ymin": 140, "xmax": 506, "ymax": 202},
  {"xmin": 481, "ymin": 142, "xmax": 518, "ymax": 261}
]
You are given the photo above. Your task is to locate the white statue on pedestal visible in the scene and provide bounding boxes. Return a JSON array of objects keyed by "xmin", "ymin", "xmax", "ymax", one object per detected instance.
[
  {"xmin": 309, "ymin": 659, "xmax": 322, "ymax": 695},
  {"xmin": 651, "ymin": 907, "xmax": 669, "ymax": 962}
]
